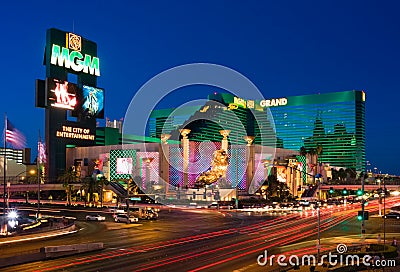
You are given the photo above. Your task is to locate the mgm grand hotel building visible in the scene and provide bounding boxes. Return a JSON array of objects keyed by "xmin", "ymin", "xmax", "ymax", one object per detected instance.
[
  {"xmin": 68, "ymin": 90, "xmax": 365, "ymax": 200},
  {"xmin": 148, "ymin": 90, "xmax": 366, "ymax": 172}
]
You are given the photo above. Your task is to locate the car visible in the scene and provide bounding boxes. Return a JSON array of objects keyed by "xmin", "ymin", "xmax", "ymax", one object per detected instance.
[
  {"xmin": 85, "ymin": 214, "xmax": 106, "ymax": 221},
  {"xmin": 383, "ymin": 212, "xmax": 400, "ymax": 219},
  {"xmin": 114, "ymin": 214, "xmax": 139, "ymax": 223},
  {"xmin": 108, "ymin": 207, "xmax": 126, "ymax": 214},
  {"xmin": 144, "ymin": 208, "xmax": 159, "ymax": 219}
]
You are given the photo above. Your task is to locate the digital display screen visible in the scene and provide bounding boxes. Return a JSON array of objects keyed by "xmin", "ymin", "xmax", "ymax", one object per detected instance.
[
  {"xmin": 81, "ymin": 85, "xmax": 104, "ymax": 118},
  {"xmin": 47, "ymin": 78, "xmax": 78, "ymax": 110},
  {"xmin": 116, "ymin": 158, "xmax": 133, "ymax": 174},
  {"xmin": 72, "ymin": 85, "xmax": 104, "ymax": 119}
]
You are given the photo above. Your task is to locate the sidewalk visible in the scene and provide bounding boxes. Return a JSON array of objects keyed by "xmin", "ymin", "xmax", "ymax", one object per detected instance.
[{"xmin": 0, "ymin": 217, "xmax": 77, "ymax": 246}]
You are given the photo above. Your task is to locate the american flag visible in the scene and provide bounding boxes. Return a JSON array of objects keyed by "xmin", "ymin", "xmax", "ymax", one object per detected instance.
[{"xmin": 5, "ymin": 119, "xmax": 26, "ymax": 149}]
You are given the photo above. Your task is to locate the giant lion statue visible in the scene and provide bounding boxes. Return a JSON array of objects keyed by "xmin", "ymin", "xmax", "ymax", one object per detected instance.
[{"xmin": 196, "ymin": 149, "xmax": 229, "ymax": 186}]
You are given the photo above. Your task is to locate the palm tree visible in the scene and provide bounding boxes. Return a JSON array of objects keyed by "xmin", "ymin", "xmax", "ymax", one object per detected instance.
[
  {"xmin": 57, "ymin": 167, "xmax": 79, "ymax": 206},
  {"xmin": 98, "ymin": 175, "xmax": 109, "ymax": 208},
  {"xmin": 81, "ymin": 176, "xmax": 101, "ymax": 206},
  {"xmin": 264, "ymin": 174, "xmax": 292, "ymax": 202}
]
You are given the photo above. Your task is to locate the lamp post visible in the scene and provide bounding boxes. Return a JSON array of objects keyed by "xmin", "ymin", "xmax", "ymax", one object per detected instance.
[
  {"xmin": 37, "ymin": 155, "xmax": 41, "ymax": 219},
  {"xmin": 9, "ymin": 169, "xmax": 37, "ymax": 207}
]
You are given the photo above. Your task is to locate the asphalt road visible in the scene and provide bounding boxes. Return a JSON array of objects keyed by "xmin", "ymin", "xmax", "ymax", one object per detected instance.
[{"xmin": 1, "ymin": 198, "xmax": 399, "ymax": 272}]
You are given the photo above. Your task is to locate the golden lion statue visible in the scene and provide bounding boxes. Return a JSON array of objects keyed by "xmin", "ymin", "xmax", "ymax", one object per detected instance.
[{"xmin": 196, "ymin": 149, "xmax": 229, "ymax": 186}]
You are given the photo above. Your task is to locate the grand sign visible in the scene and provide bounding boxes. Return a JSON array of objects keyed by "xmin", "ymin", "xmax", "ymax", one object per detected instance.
[{"xmin": 259, "ymin": 98, "xmax": 288, "ymax": 107}]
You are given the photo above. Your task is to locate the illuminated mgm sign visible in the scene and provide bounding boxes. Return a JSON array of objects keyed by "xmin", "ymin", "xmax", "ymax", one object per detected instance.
[
  {"xmin": 45, "ymin": 29, "xmax": 100, "ymax": 77},
  {"xmin": 50, "ymin": 32, "xmax": 100, "ymax": 76}
]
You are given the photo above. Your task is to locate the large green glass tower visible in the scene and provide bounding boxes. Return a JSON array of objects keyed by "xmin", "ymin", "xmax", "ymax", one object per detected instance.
[{"xmin": 147, "ymin": 90, "xmax": 366, "ymax": 172}]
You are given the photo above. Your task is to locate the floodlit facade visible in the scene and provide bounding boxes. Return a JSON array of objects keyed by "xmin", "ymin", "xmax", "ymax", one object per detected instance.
[{"xmin": 148, "ymin": 90, "xmax": 366, "ymax": 172}]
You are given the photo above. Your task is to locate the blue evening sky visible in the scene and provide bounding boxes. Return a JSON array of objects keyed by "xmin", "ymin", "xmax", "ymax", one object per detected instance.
[{"xmin": 0, "ymin": 1, "xmax": 399, "ymax": 175}]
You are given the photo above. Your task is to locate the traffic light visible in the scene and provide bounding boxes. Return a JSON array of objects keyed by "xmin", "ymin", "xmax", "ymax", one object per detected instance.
[
  {"xmin": 329, "ymin": 187, "xmax": 334, "ymax": 194},
  {"xmin": 357, "ymin": 211, "xmax": 369, "ymax": 220},
  {"xmin": 342, "ymin": 188, "xmax": 348, "ymax": 195},
  {"xmin": 356, "ymin": 188, "xmax": 363, "ymax": 196}
]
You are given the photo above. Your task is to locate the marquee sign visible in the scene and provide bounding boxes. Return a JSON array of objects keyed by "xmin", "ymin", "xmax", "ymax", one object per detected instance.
[
  {"xmin": 46, "ymin": 29, "xmax": 100, "ymax": 77},
  {"xmin": 39, "ymin": 28, "xmax": 101, "ymax": 178},
  {"xmin": 56, "ymin": 125, "xmax": 95, "ymax": 141},
  {"xmin": 50, "ymin": 44, "xmax": 100, "ymax": 76}
]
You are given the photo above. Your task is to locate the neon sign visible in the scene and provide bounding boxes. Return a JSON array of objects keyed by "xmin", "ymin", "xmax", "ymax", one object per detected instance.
[
  {"xmin": 50, "ymin": 32, "xmax": 100, "ymax": 76},
  {"xmin": 259, "ymin": 98, "xmax": 288, "ymax": 107},
  {"xmin": 56, "ymin": 125, "xmax": 95, "ymax": 140},
  {"xmin": 233, "ymin": 97, "xmax": 247, "ymax": 108}
]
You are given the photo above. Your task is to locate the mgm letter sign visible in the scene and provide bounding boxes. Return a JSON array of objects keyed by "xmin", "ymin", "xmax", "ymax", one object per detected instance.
[{"xmin": 50, "ymin": 32, "xmax": 100, "ymax": 76}]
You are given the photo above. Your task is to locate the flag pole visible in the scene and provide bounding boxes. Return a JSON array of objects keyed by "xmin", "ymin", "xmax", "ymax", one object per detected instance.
[{"xmin": 3, "ymin": 113, "xmax": 7, "ymax": 235}]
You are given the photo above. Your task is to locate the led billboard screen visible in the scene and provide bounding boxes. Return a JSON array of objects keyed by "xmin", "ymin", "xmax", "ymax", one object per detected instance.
[
  {"xmin": 47, "ymin": 78, "xmax": 78, "ymax": 110},
  {"xmin": 116, "ymin": 158, "xmax": 133, "ymax": 174},
  {"xmin": 81, "ymin": 85, "xmax": 104, "ymax": 118},
  {"xmin": 71, "ymin": 85, "xmax": 104, "ymax": 119}
]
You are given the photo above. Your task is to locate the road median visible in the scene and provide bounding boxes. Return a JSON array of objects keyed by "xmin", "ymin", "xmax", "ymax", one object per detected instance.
[{"xmin": 0, "ymin": 242, "xmax": 104, "ymax": 268}]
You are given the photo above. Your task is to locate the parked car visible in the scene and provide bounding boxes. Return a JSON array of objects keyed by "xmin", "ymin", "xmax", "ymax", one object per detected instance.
[
  {"xmin": 85, "ymin": 214, "xmax": 106, "ymax": 221},
  {"xmin": 114, "ymin": 214, "xmax": 139, "ymax": 223},
  {"xmin": 383, "ymin": 212, "xmax": 400, "ymax": 219}
]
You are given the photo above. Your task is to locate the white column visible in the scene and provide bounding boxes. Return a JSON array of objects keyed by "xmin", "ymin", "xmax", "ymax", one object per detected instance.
[{"xmin": 180, "ymin": 129, "xmax": 191, "ymax": 188}]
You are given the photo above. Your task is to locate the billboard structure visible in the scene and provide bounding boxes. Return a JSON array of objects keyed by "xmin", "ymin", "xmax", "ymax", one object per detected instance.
[
  {"xmin": 36, "ymin": 28, "xmax": 104, "ymax": 179},
  {"xmin": 109, "ymin": 149, "xmax": 137, "ymax": 180},
  {"xmin": 116, "ymin": 158, "xmax": 133, "ymax": 175}
]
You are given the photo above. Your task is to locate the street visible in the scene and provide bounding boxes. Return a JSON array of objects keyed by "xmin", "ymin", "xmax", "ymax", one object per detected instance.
[{"xmin": 1, "ymin": 198, "xmax": 399, "ymax": 271}]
